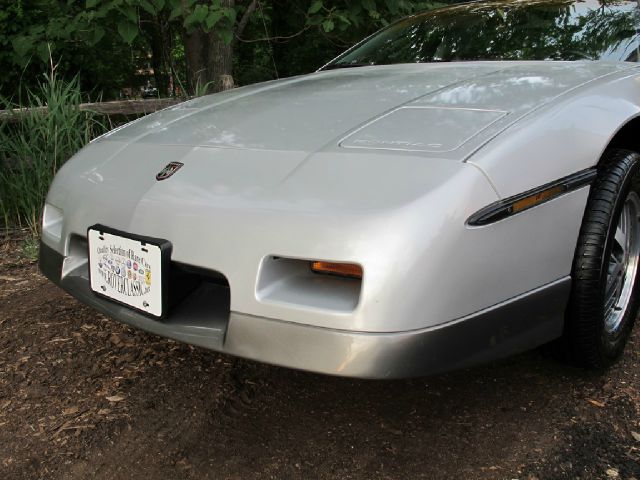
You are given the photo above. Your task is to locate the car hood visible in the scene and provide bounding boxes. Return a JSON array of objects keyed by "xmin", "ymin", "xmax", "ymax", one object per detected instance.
[
  {"xmin": 52, "ymin": 61, "xmax": 633, "ymax": 218},
  {"xmin": 100, "ymin": 61, "xmax": 633, "ymax": 158}
]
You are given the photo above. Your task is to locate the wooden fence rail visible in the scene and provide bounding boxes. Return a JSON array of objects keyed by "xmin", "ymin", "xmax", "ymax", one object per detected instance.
[{"xmin": 0, "ymin": 98, "xmax": 184, "ymax": 122}]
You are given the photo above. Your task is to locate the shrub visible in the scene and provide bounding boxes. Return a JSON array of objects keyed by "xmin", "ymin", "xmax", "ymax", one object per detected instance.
[{"xmin": 0, "ymin": 70, "xmax": 103, "ymax": 236}]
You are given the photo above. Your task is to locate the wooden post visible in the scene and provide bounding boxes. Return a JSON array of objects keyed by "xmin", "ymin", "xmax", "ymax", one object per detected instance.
[{"xmin": 0, "ymin": 98, "xmax": 185, "ymax": 123}]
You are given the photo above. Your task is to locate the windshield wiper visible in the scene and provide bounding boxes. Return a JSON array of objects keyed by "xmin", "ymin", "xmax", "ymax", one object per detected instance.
[{"xmin": 322, "ymin": 62, "xmax": 375, "ymax": 70}]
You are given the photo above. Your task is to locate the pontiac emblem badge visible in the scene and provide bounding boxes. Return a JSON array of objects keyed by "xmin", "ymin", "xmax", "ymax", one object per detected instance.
[{"xmin": 156, "ymin": 161, "xmax": 184, "ymax": 181}]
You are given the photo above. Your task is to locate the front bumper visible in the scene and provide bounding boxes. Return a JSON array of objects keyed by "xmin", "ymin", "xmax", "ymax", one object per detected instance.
[{"xmin": 39, "ymin": 241, "xmax": 569, "ymax": 378}]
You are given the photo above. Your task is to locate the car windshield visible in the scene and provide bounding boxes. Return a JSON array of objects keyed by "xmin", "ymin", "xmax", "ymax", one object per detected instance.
[{"xmin": 324, "ymin": 0, "xmax": 640, "ymax": 67}]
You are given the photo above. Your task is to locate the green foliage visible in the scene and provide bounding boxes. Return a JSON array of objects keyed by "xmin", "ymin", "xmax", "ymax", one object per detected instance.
[
  {"xmin": 233, "ymin": 0, "xmax": 446, "ymax": 85},
  {"xmin": 80, "ymin": 0, "xmax": 239, "ymax": 47},
  {"xmin": 0, "ymin": 0, "xmax": 148, "ymax": 100},
  {"xmin": 0, "ymin": 70, "xmax": 104, "ymax": 235},
  {"xmin": 193, "ymin": 77, "xmax": 216, "ymax": 97},
  {"xmin": 183, "ymin": 2, "xmax": 237, "ymax": 36},
  {"xmin": 117, "ymin": 21, "xmax": 139, "ymax": 44},
  {"xmin": 305, "ymin": 0, "xmax": 443, "ymax": 32},
  {"xmin": 21, "ymin": 236, "xmax": 40, "ymax": 261},
  {"xmin": 0, "ymin": 0, "xmax": 452, "ymax": 99}
]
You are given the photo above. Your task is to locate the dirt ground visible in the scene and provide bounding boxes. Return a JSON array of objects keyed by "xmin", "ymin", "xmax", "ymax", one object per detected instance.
[{"xmin": 0, "ymin": 233, "xmax": 639, "ymax": 480}]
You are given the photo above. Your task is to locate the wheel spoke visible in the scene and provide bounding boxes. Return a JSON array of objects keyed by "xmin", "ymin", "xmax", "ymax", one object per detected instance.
[
  {"xmin": 607, "ymin": 257, "xmax": 623, "ymax": 290},
  {"xmin": 614, "ymin": 221, "xmax": 626, "ymax": 252},
  {"xmin": 604, "ymin": 192, "xmax": 640, "ymax": 334}
]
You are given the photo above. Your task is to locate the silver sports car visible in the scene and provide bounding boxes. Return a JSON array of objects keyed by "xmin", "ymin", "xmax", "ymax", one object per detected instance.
[{"xmin": 40, "ymin": 0, "xmax": 640, "ymax": 378}]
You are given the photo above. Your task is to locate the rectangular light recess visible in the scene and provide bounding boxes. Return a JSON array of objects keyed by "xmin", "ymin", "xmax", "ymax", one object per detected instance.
[{"xmin": 257, "ymin": 256, "xmax": 362, "ymax": 312}]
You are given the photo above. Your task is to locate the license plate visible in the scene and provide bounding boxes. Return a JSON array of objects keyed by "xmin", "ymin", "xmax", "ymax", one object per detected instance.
[{"xmin": 88, "ymin": 225, "xmax": 170, "ymax": 318}]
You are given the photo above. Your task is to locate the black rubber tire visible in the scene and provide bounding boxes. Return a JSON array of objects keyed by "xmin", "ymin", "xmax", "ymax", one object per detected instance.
[{"xmin": 564, "ymin": 148, "xmax": 640, "ymax": 368}]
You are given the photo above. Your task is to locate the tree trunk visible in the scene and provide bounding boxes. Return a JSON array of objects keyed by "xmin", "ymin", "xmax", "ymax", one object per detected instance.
[
  {"xmin": 206, "ymin": 30, "xmax": 234, "ymax": 93},
  {"xmin": 204, "ymin": 0, "xmax": 235, "ymax": 93},
  {"xmin": 183, "ymin": 30, "xmax": 207, "ymax": 94},
  {"xmin": 143, "ymin": 15, "xmax": 170, "ymax": 96},
  {"xmin": 182, "ymin": 0, "xmax": 263, "ymax": 95}
]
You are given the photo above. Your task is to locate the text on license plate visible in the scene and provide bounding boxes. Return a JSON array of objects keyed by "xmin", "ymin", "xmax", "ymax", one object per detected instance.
[{"xmin": 88, "ymin": 228, "xmax": 164, "ymax": 317}]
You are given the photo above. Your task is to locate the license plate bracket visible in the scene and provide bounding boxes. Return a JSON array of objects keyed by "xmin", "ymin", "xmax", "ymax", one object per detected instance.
[{"xmin": 87, "ymin": 224, "xmax": 172, "ymax": 319}]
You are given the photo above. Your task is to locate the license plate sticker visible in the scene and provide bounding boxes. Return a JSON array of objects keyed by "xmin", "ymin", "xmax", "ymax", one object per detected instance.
[{"xmin": 88, "ymin": 228, "xmax": 166, "ymax": 317}]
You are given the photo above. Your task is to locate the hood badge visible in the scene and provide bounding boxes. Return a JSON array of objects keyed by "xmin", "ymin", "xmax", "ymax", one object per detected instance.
[{"xmin": 156, "ymin": 162, "xmax": 184, "ymax": 181}]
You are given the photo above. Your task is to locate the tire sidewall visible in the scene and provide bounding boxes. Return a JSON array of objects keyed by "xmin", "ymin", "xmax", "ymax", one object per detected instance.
[{"xmin": 598, "ymin": 153, "xmax": 640, "ymax": 359}]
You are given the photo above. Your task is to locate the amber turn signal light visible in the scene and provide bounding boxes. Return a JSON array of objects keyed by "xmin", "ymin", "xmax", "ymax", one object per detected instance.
[
  {"xmin": 311, "ymin": 261, "xmax": 363, "ymax": 279},
  {"xmin": 511, "ymin": 185, "xmax": 565, "ymax": 213},
  {"xmin": 467, "ymin": 168, "xmax": 598, "ymax": 226}
]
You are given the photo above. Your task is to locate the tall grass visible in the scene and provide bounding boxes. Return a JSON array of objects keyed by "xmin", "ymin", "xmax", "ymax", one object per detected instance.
[{"xmin": 0, "ymin": 70, "xmax": 104, "ymax": 236}]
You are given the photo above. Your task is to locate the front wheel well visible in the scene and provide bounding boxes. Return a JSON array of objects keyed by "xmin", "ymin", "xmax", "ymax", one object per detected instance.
[{"xmin": 605, "ymin": 116, "xmax": 640, "ymax": 159}]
